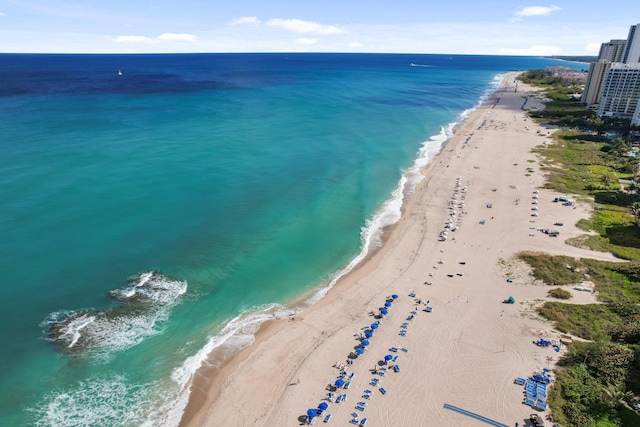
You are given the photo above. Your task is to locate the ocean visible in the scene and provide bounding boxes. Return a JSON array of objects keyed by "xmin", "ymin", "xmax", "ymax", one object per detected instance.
[{"xmin": 0, "ymin": 53, "xmax": 584, "ymax": 426}]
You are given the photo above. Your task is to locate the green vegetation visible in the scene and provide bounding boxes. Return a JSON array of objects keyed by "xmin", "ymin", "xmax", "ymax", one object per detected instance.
[
  {"xmin": 515, "ymin": 71, "xmax": 640, "ymax": 425},
  {"xmin": 549, "ymin": 287, "xmax": 573, "ymax": 299}
]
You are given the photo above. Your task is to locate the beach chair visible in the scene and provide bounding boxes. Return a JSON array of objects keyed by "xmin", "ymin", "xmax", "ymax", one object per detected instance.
[
  {"xmin": 407, "ymin": 314, "xmax": 414, "ymax": 321},
  {"xmin": 409, "ymin": 292, "xmax": 416, "ymax": 297},
  {"xmin": 349, "ymin": 372, "xmax": 355, "ymax": 379},
  {"xmin": 536, "ymin": 400, "xmax": 548, "ymax": 410},
  {"xmin": 344, "ymin": 382, "xmax": 351, "ymax": 389},
  {"xmin": 324, "ymin": 414, "xmax": 331, "ymax": 423},
  {"xmin": 349, "ymin": 419, "xmax": 358, "ymax": 425},
  {"xmin": 401, "ymin": 347, "xmax": 408, "ymax": 352},
  {"xmin": 379, "ymin": 387, "xmax": 387, "ymax": 395},
  {"xmin": 392, "ymin": 355, "xmax": 399, "ymax": 362},
  {"xmin": 360, "ymin": 418, "xmax": 368, "ymax": 426},
  {"xmin": 399, "ymin": 330, "xmax": 407, "ymax": 336},
  {"xmin": 369, "ymin": 378, "xmax": 379, "ymax": 386},
  {"xmin": 336, "ymin": 394, "xmax": 344, "ymax": 403},
  {"xmin": 390, "ymin": 347, "xmax": 398, "ymax": 352},
  {"xmin": 355, "ymin": 405, "xmax": 365, "ymax": 412},
  {"xmin": 364, "ymin": 389, "xmax": 372, "ymax": 394},
  {"xmin": 362, "ymin": 393, "xmax": 371, "ymax": 400},
  {"xmin": 524, "ymin": 397, "xmax": 536, "ymax": 407},
  {"xmin": 514, "ymin": 377, "xmax": 526, "ymax": 385},
  {"xmin": 393, "ymin": 364, "xmax": 400, "ymax": 372}
]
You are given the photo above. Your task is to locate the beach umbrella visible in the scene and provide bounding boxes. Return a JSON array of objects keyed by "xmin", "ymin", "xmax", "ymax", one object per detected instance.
[
  {"xmin": 361, "ymin": 339, "xmax": 370, "ymax": 346},
  {"xmin": 371, "ymin": 323, "xmax": 379, "ymax": 330},
  {"xmin": 384, "ymin": 354, "xmax": 393, "ymax": 361},
  {"xmin": 380, "ymin": 309, "xmax": 388, "ymax": 315},
  {"xmin": 364, "ymin": 331, "xmax": 373, "ymax": 338},
  {"xmin": 391, "ymin": 294, "xmax": 399, "ymax": 299},
  {"xmin": 384, "ymin": 301, "xmax": 392, "ymax": 307},
  {"xmin": 307, "ymin": 409, "xmax": 317, "ymax": 419},
  {"xmin": 318, "ymin": 402, "xmax": 329, "ymax": 411},
  {"xmin": 335, "ymin": 378, "xmax": 345, "ymax": 387},
  {"xmin": 355, "ymin": 347, "xmax": 365, "ymax": 355}
]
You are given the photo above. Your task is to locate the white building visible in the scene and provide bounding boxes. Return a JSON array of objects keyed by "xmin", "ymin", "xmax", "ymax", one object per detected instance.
[
  {"xmin": 599, "ymin": 39, "xmax": 626, "ymax": 62},
  {"xmin": 597, "ymin": 63, "xmax": 640, "ymax": 120},
  {"xmin": 621, "ymin": 24, "xmax": 640, "ymax": 64}
]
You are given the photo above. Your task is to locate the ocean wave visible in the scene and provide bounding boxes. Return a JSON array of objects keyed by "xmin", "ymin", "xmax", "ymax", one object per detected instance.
[
  {"xmin": 41, "ymin": 270, "xmax": 187, "ymax": 360},
  {"xmin": 157, "ymin": 303, "xmax": 296, "ymax": 426},
  {"xmin": 30, "ymin": 374, "xmax": 155, "ymax": 427}
]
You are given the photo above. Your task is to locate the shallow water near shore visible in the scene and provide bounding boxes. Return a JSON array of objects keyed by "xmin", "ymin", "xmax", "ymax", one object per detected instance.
[{"xmin": 0, "ymin": 53, "xmax": 584, "ymax": 426}]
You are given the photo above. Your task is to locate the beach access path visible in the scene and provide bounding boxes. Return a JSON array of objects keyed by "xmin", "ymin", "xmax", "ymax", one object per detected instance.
[{"xmin": 181, "ymin": 73, "xmax": 619, "ymax": 427}]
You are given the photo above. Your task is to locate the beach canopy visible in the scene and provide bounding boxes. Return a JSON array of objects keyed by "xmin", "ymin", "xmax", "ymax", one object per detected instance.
[
  {"xmin": 307, "ymin": 409, "xmax": 317, "ymax": 418},
  {"xmin": 391, "ymin": 294, "xmax": 399, "ymax": 299},
  {"xmin": 364, "ymin": 331, "xmax": 373, "ymax": 338},
  {"xmin": 371, "ymin": 323, "xmax": 379, "ymax": 330},
  {"xmin": 335, "ymin": 378, "xmax": 345, "ymax": 387},
  {"xmin": 355, "ymin": 347, "xmax": 365, "ymax": 355},
  {"xmin": 384, "ymin": 301, "xmax": 392, "ymax": 307},
  {"xmin": 384, "ymin": 354, "xmax": 393, "ymax": 361},
  {"xmin": 318, "ymin": 402, "xmax": 329, "ymax": 411},
  {"xmin": 361, "ymin": 339, "xmax": 370, "ymax": 346},
  {"xmin": 380, "ymin": 309, "xmax": 388, "ymax": 315},
  {"xmin": 508, "ymin": 296, "xmax": 515, "ymax": 304}
]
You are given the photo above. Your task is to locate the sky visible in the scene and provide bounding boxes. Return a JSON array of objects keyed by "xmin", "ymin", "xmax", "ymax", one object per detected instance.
[{"xmin": 0, "ymin": 1, "xmax": 639, "ymax": 55}]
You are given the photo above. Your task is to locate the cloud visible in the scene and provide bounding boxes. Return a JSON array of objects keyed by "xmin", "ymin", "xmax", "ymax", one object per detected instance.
[
  {"xmin": 157, "ymin": 33, "xmax": 198, "ymax": 42},
  {"xmin": 0, "ymin": 11, "xmax": 6, "ymax": 17},
  {"xmin": 498, "ymin": 45, "xmax": 563, "ymax": 56},
  {"xmin": 115, "ymin": 35, "xmax": 155, "ymax": 44},
  {"xmin": 295, "ymin": 38, "xmax": 318, "ymax": 45},
  {"xmin": 115, "ymin": 33, "xmax": 197, "ymax": 44},
  {"xmin": 266, "ymin": 18, "xmax": 345, "ymax": 35},
  {"xmin": 227, "ymin": 16, "xmax": 261, "ymax": 26},
  {"xmin": 515, "ymin": 5, "xmax": 561, "ymax": 18},
  {"xmin": 585, "ymin": 43, "xmax": 602, "ymax": 54}
]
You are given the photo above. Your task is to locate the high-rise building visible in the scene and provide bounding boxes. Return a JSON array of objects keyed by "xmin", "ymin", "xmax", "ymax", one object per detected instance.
[
  {"xmin": 582, "ymin": 61, "xmax": 614, "ymax": 105},
  {"xmin": 597, "ymin": 63, "xmax": 640, "ymax": 120},
  {"xmin": 599, "ymin": 39, "xmax": 626, "ymax": 62},
  {"xmin": 621, "ymin": 24, "xmax": 640, "ymax": 64}
]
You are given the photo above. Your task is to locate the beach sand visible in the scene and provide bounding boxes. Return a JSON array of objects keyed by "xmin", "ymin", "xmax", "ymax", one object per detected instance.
[{"xmin": 180, "ymin": 74, "xmax": 619, "ymax": 427}]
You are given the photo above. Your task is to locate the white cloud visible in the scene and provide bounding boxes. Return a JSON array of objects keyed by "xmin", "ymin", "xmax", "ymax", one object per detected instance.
[
  {"xmin": 585, "ymin": 42, "xmax": 602, "ymax": 54},
  {"xmin": 115, "ymin": 35, "xmax": 155, "ymax": 44},
  {"xmin": 227, "ymin": 16, "xmax": 261, "ymax": 26},
  {"xmin": 498, "ymin": 45, "xmax": 563, "ymax": 56},
  {"xmin": 115, "ymin": 33, "xmax": 197, "ymax": 44},
  {"xmin": 515, "ymin": 5, "xmax": 561, "ymax": 18},
  {"xmin": 157, "ymin": 33, "xmax": 198, "ymax": 42},
  {"xmin": 296, "ymin": 38, "xmax": 318, "ymax": 45},
  {"xmin": 0, "ymin": 11, "xmax": 6, "ymax": 17},
  {"xmin": 347, "ymin": 41, "xmax": 363, "ymax": 49},
  {"xmin": 266, "ymin": 18, "xmax": 345, "ymax": 35}
]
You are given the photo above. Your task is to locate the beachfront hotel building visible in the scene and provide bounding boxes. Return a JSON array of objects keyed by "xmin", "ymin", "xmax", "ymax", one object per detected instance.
[
  {"xmin": 586, "ymin": 24, "xmax": 640, "ymax": 120},
  {"xmin": 622, "ymin": 24, "xmax": 640, "ymax": 64},
  {"xmin": 597, "ymin": 63, "xmax": 640, "ymax": 120}
]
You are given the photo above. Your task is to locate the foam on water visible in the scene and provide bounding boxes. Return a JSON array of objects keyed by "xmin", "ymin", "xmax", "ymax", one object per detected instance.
[
  {"xmin": 41, "ymin": 271, "xmax": 187, "ymax": 361},
  {"xmin": 30, "ymin": 374, "xmax": 154, "ymax": 427}
]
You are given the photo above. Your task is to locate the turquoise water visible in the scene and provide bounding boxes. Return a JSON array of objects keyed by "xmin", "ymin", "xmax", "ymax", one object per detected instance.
[{"xmin": 0, "ymin": 53, "xmax": 584, "ymax": 426}]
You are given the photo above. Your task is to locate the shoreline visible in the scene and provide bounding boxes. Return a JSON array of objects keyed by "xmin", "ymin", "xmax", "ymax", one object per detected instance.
[{"xmin": 180, "ymin": 73, "xmax": 618, "ymax": 427}]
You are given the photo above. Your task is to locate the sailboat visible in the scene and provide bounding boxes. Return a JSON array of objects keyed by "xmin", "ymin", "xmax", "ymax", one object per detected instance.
[{"xmin": 118, "ymin": 70, "xmax": 123, "ymax": 76}]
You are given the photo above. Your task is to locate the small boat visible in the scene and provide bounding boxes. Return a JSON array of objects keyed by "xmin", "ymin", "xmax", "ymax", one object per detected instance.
[{"xmin": 118, "ymin": 70, "xmax": 123, "ymax": 76}]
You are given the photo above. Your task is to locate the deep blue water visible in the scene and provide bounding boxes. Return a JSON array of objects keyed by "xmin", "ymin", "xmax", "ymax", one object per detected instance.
[{"xmin": 0, "ymin": 53, "xmax": 582, "ymax": 426}]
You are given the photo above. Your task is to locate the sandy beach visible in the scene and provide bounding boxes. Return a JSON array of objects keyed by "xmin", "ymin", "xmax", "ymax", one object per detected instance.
[{"xmin": 180, "ymin": 74, "xmax": 619, "ymax": 427}]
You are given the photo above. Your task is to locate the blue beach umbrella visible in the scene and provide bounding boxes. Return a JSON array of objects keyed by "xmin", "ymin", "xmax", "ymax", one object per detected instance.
[
  {"xmin": 335, "ymin": 378, "xmax": 345, "ymax": 387},
  {"xmin": 384, "ymin": 354, "xmax": 393, "ymax": 361},
  {"xmin": 355, "ymin": 347, "xmax": 365, "ymax": 355},
  {"xmin": 392, "ymin": 294, "xmax": 399, "ymax": 299},
  {"xmin": 384, "ymin": 301, "xmax": 392, "ymax": 307},
  {"xmin": 361, "ymin": 339, "xmax": 370, "ymax": 346},
  {"xmin": 380, "ymin": 309, "xmax": 388, "ymax": 315},
  {"xmin": 364, "ymin": 331, "xmax": 373, "ymax": 338},
  {"xmin": 318, "ymin": 402, "xmax": 329, "ymax": 411},
  {"xmin": 371, "ymin": 323, "xmax": 379, "ymax": 330},
  {"xmin": 307, "ymin": 409, "xmax": 317, "ymax": 419}
]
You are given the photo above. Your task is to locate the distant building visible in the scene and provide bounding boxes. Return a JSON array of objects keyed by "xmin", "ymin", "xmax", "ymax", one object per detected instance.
[
  {"xmin": 597, "ymin": 63, "xmax": 640, "ymax": 120},
  {"xmin": 622, "ymin": 24, "xmax": 640, "ymax": 64},
  {"xmin": 544, "ymin": 66, "xmax": 587, "ymax": 83}
]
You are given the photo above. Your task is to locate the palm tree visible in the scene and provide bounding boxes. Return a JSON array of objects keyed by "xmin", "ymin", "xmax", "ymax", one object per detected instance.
[{"xmin": 602, "ymin": 383, "xmax": 633, "ymax": 410}]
